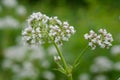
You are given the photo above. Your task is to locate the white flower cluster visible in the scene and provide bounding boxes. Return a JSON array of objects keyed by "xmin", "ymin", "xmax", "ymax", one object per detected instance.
[
  {"xmin": 2, "ymin": 0, "xmax": 17, "ymax": 8},
  {"xmin": 2, "ymin": 44, "xmax": 55, "ymax": 80},
  {"xmin": 16, "ymin": 5, "xmax": 27, "ymax": 16},
  {"xmin": 84, "ymin": 29, "xmax": 113, "ymax": 50},
  {"xmin": 0, "ymin": 16, "xmax": 19, "ymax": 29},
  {"xmin": 90, "ymin": 56, "xmax": 113, "ymax": 73},
  {"xmin": 22, "ymin": 12, "xmax": 75, "ymax": 45},
  {"xmin": 93, "ymin": 75, "xmax": 108, "ymax": 80}
]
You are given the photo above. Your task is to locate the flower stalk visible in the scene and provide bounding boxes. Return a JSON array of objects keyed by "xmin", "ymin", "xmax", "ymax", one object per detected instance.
[
  {"xmin": 73, "ymin": 46, "xmax": 89, "ymax": 68},
  {"xmin": 67, "ymin": 73, "xmax": 73, "ymax": 80},
  {"xmin": 53, "ymin": 41, "xmax": 73, "ymax": 80},
  {"xmin": 53, "ymin": 42, "xmax": 68, "ymax": 71}
]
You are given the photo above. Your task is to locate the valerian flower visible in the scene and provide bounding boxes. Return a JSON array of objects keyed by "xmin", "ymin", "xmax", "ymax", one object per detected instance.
[
  {"xmin": 84, "ymin": 29, "xmax": 113, "ymax": 50},
  {"xmin": 22, "ymin": 12, "xmax": 75, "ymax": 45},
  {"xmin": 54, "ymin": 56, "xmax": 61, "ymax": 62}
]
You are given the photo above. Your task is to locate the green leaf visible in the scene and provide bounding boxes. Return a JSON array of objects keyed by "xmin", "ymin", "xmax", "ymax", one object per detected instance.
[{"xmin": 53, "ymin": 68, "xmax": 66, "ymax": 75}]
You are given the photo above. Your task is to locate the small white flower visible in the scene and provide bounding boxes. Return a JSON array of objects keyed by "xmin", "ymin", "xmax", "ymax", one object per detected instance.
[
  {"xmin": 78, "ymin": 73, "xmax": 90, "ymax": 80},
  {"xmin": 100, "ymin": 44, "xmax": 105, "ymax": 48},
  {"xmin": 90, "ymin": 56, "xmax": 113, "ymax": 73},
  {"xmin": 110, "ymin": 45, "xmax": 120, "ymax": 55},
  {"xmin": 84, "ymin": 33, "xmax": 89, "ymax": 40},
  {"xmin": 88, "ymin": 42, "xmax": 93, "ymax": 47},
  {"xmin": 84, "ymin": 29, "xmax": 113, "ymax": 49},
  {"xmin": 2, "ymin": 43, "xmax": 49, "ymax": 79},
  {"xmin": 54, "ymin": 56, "xmax": 61, "ymax": 62},
  {"xmin": 62, "ymin": 36, "xmax": 69, "ymax": 41},
  {"xmin": 94, "ymin": 75, "xmax": 108, "ymax": 80},
  {"xmin": 16, "ymin": 5, "xmax": 27, "ymax": 16},
  {"xmin": 118, "ymin": 77, "xmax": 120, "ymax": 80},
  {"xmin": 114, "ymin": 62, "xmax": 120, "ymax": 71},
  {"xmin": 47, "ymin": 46, "xmax": 57, "ymax": 55},
  {"xmin": 99, "ymin": 29, "xmax": 107, "ymax": 35},
  {"xmin": 43, "ymin": 71, "xmax": 55, "ymax": 80},
  {"xmin": 90, "ymin": 30, "xmax": 95, "ymax": 34},
  {"xmin": 2, "ymin": 0, "xmax": 17, "ymax": 8},
  {"xmin": 0, "ymin": 16, "xmax": 19, "ymax": 29}
]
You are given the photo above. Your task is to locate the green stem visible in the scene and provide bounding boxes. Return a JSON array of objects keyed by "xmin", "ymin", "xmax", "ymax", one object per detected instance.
[
  {"xmin": 53, "ymin": 42, "xmax": 68, "ymax": 71},
  {"xmin": 73, "ymin": 46, "xmax": 89, "ymax": 68},
  {"xmin": 47, "ymin": 32, "xmax": 68, "ymax": 70},
  {"xmin": 53, "ymin": 42, "xmax": 73, "ymax": 80},
  {"xmin": 67, "ymin": 74, "xmax": 73, "ymax": 80}
]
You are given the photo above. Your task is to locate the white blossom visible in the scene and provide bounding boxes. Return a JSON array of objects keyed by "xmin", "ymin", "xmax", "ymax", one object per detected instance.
[
  {"xmin": 84, "ymin": 29, "xmax": 113, "ymax": 49},
  {"xmin": 78, "ymin": 73, "xmax": 90, "ymax": 80},
  {"xmin": 4, "ymin": 46, "xmax": 27, "ymax": 62},
  {"xmin": 2, "ymin": 43, "xmax": 54, "ymax": 80},
  {"xmin": 90, "ymin": 56, "xmax": 113, "ymax": 73},
  {"xmin": 2, "ymin": 59, "xmax": 13, "ymax": 69},
  {"xmin": 54, "ymin": 56, "xmax": 61, "ymax": 62},
  {"xmin": 16, "ymin": 5, "xmax": 27, "ymax": 16},
  {"xmin": 41, "ymin": 60, "xmax": 50, "ymax": 69},
  {"xmin": 22, "ymin": 12, "xmax": 75, "ymax": 46},
  {"xmin": 18, "ymin": 62, "xmax": 38, "ymax": 79},
  {"xmin": 47, "ymin": 46, "xmax": 57, "ymax": 55},
  {"xmin": 43, "ymin": 71, "xmax": 55, "ymax": 80},
  {"xmin": 93, "ymin": 75, "xmax": 108, "ymax": 80},
  {"xmin": 0, "ymin": 16, "xmax": 19, "ymax": 29},
  {"xmin": 1, "ymin": 0, "xmax": 17, "ymax": 8},
  {"xmin": 114, "ymin": 62, "xmax": 120, "ymax": 71},
  {"xmin": 118, "ymin": 77, "xmax": 120, "ymax": 80},
  {"xmin": 110, "ymin": 45, "xmax": 120, "ymax": 55}
]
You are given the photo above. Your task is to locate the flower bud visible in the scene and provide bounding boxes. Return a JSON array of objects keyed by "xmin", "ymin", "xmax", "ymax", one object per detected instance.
[{"xmin": 54, "ymin": 56, "xmax": 61, "ymax": 62}]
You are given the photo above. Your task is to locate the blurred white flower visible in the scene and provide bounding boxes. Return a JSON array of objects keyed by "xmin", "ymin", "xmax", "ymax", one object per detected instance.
[
  {"xmin": 3, "ymin": 45, "xmax": 45, "ymax": 62},
  {"xmin": 2, "ymin": 44, "xmax": 50, "ymax": 80},
  {"xmin": 94, "ymin": 75, "xmax": 108, "ymax": 80},
  {"xmin": 2, "ymin": 59, "xmax": 13, "ymax": 69},
  {"xmin": 41, "ymin": 60, "xmax": 50, "ymax": 69},
  {"xmin": 28, "ymin": 46, "xmax": 45, "ymax": 60},
  {"xmin": 43, "ymin": 71, "xmax": 55, "ymax": 80},
  {"xmin": 114, "ymin": 62, "xmax": 120, "ymax": 71},
  {"xmin": 90, "ymin": 56, "xmax": 113, "ymax": 73},
  {"xmin": 84, "ymin": 29, "xmax": 113, "ymax": 50},
  {"xmin": 118, "ymin": 77, "xmax": 120, "ymax": 80},
  {"xmin": 4, "ymin": 46, "xmax": 26, "ymax": 62},
  {"xmin": 0, "ymin": 16, "xmax": 19, "ymax": 29},
  {"xmin": 78, "ymin": 73, "xmax": 90, "ymax": 80},
  {"xmin": 119, "ymin": 16, "xmax": 120, "ymax": 20},
  {"xmin": 16, "ymin": 5, "xmax": 27, "ymax": 16},
  {"xmin": 11, "ymin": 64, "xmax": 21, "ymax": 73},
  {"xmin": 110, "ymin": 45, "xmax": 120, "ymax": 55},
  {"xmin": 22, "ymin": 12, "xmax": 75, "ymax": 46},
  {"xmin": 47, "ymin": 46, "xmax": 57, "ymax": 55},
  {"xmin": 17, "ymin": 62, "xmax": 38, "ymax": 79},
  {"xmin": 1, "ymin": 0, "xmax": 17, "ymax": 8}
]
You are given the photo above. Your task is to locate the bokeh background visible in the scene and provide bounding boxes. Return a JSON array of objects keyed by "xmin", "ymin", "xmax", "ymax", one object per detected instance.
[{"xmin": 0, "ymin": 0, "xmax": 120, "ymax": 80}]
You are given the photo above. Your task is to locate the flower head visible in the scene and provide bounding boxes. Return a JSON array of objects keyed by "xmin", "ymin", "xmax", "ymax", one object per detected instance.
[
  {"xmin": 22, "ymin": 12, "xmax": 75, "ymax": 45},
  {"xmin": 84, "ymin": 29, "xmax": 113, "ymax": 50}
]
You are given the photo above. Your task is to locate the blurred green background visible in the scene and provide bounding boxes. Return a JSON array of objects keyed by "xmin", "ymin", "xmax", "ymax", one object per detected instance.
[{"xmin": 0, "ymin": 0, "xmax": 120, "ymax": 80}]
